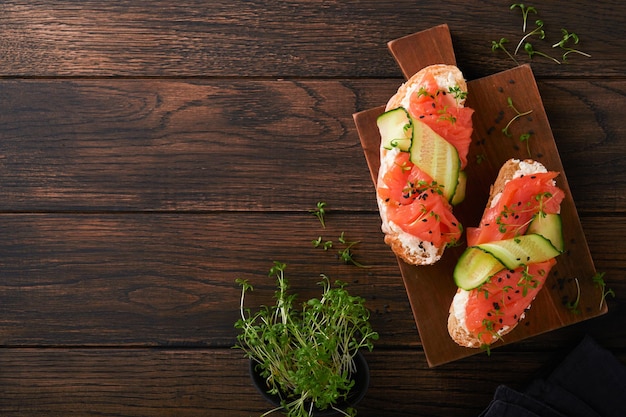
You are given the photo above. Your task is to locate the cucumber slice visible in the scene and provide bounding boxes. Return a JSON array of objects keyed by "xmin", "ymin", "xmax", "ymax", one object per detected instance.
[
  {"xmin": 377, "ymin": 108, "xmax": 412, "ymax": 151},
  {"xmin": 451, "ymin": 170, "xmax": 467, "ymax": 206},
  {"xmin": 527, "ymin": 213, "xmax": 564, "ymax": 252},
  {"xmin": 409, "ymin": 117, "xmax": 461, "ymax": 201},
  {"xmin": 454, "ymin": 247, "xmax": 505, "ymax": 290},
  {"xmin": 476, "ymin": 234, "xmax": 561, "ymax": 270}
]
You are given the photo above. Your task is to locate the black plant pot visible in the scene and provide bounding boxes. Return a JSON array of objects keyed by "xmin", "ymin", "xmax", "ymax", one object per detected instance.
[{"xmin": 249, "ymin": 351, "xmax": 370, "ymax": 416}]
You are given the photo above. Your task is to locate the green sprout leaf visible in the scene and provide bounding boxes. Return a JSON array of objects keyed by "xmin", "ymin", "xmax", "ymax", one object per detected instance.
[
  {"xmin": 565, "ymin": 277, "xmax": 581, "ymax": 314},
  {"xmin": 515, "ymin": 19, "xmax": 546, "ymax": 55},
  {"xmin": 519, "ymin": 131, "xmax": 533, "ymax": 157},
  {"xmin": 310, "ymin": 201, "xmax": 327, "ymax": 228},
  {"xmin": 524, "ymin": 42, "xmax": 561, "ymax": 64},
  {"xmin": 502, "ymin": 97, "xmax": 533, "ymax": 138},
  {"xmin": 337, "ymin": 232, "xmax": 370, "ymax": 268},
  {"xmin": 553, "ymin": 28, "xmax": 591, "ymax": 62},
  {"xmin": 510, "ymin": 3, "xmax": 538, "ymax": 33},
  {"xmin": 234, "ymin": 263, "xmax": 378, "ymax": 417},
  {"xmin": 592, "ymin": 272, "xmax": 615, "ymax": 311},
  {"xmin": 491, "ymin": 38, "xmax": 520, "ymax": 65}
]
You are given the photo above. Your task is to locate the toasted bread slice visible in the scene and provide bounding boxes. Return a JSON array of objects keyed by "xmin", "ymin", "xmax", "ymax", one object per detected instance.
[
  {"xmin": 377, "ymin": 64, "xmax": 468, "ymax": 265},
  {"xmin": 385, "ymin": 64, "xmax": 467, "ymax": 111},
  {"xmin": 448, "ymin": 158, "xmax": 552, "ymax": 348}
]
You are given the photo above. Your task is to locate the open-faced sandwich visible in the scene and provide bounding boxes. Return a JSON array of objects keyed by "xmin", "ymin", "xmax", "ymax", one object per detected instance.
[
  {"xmin": 376, "ymin": 64, "xmax": 474, "ymax": 266},
  {"xmin": 448, "ymin": 158, "xmax": 566, "ymax": 348}
]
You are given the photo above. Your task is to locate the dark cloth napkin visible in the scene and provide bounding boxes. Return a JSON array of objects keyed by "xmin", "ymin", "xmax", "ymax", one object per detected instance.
[{"xmin": 479, "ymin": 336, "xmax": 626, "ymax": 417}]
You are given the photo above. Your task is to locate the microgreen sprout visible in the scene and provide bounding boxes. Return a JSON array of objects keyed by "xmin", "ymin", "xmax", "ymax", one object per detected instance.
[
  {"xmin": 491, "ymin": 38, "xmax": 520, "ymax": 65},
  {"xmin": 495, "ymin": 191, "xmax": 553, "ymax": 237},
  {"xmin": 592, "ymin": 271, "xmax": 615, "ymax": 311},
  {"xmin": 553, "ymin": 29, "xmax": 591, "ymax": 61},
  {"xmin": 514, "ymin": 19, "xmax": 546, "ymax": 55},
  {"xmin": 310, "ymin": 201, "xmax": 327, "ymax": 228},
  {"xmin": 338, "ymin": 232, "xmax": 370, "ymax": 268},
  {"xmin": 518, "ymin": 265, "xmax": 540, "ymax": 297},
  {"xmin": 565, "ymin": 277, "xmax": 581, "ymax": 314},
  {"xmin": 235, "ymin": 263, "xmax": 378, "ymax": 417},
  {"xmin": 417, "ymin": 86, "xmax": 430, "ymax": 98},
  {"xmin": 310, "ymin": 201, "xmax": 369, "ymax": 268},
  {"xmin": 312, "ymin": 236, "xmax": 333, "ymax": 250},
  {"xmin": 510, "ymin": 3, "xmax": 538, "ymax": 33},
  {"xmin": 402, "ymin": 180, "xmax": 443, "ymax": 200},
  {"xmin": 448, "ymin": 85, "xmax": 468, "ymax": 103},
  {"xmin": 524, "ymin": 42, "xmax": 561, "ymax": 64},
  {"xmin": 494, "ymin": 4, "xmax": 591, "ymax": 66},
  {"xmin": 478, "ymin": 318, "xmax": 503, "ymax": 355},
  {"xmin": 502, "ymin": 97, "xmax": 533, "ymax": 138},
  {"xmin": 438, "ymin": 106, "xmax": 457, "ymax": 124},
  {"xmin": 313, "ymin": 233, "xmax": 369, "ymax": 268},
  {"xmin": 519, "ymin": 131, "xmax": 533, "ymax": 157}
]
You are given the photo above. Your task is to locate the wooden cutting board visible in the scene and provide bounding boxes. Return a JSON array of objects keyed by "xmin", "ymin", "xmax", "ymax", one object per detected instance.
[{"xmin": 353, "ymin": 24, "xmax": 607, "ymax": 367}]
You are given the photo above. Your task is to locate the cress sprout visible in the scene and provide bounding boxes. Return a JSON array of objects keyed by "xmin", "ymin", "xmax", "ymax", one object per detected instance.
[
  {"xmin": 492, "ymin": 38, "xmax": 519, "ymax": 66},
  {"xmin": 565, "ymin": 277, "xmax": 581, "ymax": 314},
  {"xmin": 310, "ymin": 201, "xmax": 327, "ymax": 228},
  {"xmin": 310, "ymin": 203, "xmax": 370, "ymax": 268},
  {"xmin": 502, "ymin": 97, "xmax": 533, "ymax": 138},
  {"xmin": 235, "ymin": 263, "xmax": 378, "ymax": 417},
  {"xmin": 492, "ymin": 4, "xmax": 590, "ymax": 65},
  {"xmin": 510, "ymin": 3, "xmax": 538, "ymax": 33},
  {"xmin": 514, "ymin": 19, "xmax": 546, "ymax": 55},
  {"xmin": 553, "ymin": 29, "xmax": 591, "ymax": 62},
  {"xmin": 524, "ymin": 42, "xmax": 561, "ymax": 65},
  {"xmin": 592, "ymin": 272, "xmax": 615, "ymax": 311}
]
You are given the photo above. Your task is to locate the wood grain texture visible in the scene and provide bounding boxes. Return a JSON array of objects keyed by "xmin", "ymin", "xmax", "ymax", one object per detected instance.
[
  {"xmin": 0, "ymin": 347, "xmax": 624, "ymax": 417},
  {"xmin": 0, "ymin": 0, "xmax": 624, "ymax": 414},
  {"xmin": 0, "ymin": 0, "xmax": 623, "ymax": 79},
  {"xmin": 0, "ymin": 213, "xmax": 622, "ymax": 347},
  {"xmin": 387, "ymin": 24, "xmax": 457, "ymax": 77},
  {"xmin": 0, "ymin": 78, "xmax": 623, "ymax": 212}
]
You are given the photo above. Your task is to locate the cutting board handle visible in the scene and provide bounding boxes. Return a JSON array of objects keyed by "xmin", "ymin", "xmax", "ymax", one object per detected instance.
[{"xmin": 387, "ymin": 24, "xmax": 457, "ymax": 79}]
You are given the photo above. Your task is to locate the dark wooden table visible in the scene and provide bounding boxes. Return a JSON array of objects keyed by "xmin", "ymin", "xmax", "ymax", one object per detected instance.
[{"xmin": 0, "ymin": 1, "xmax": 624, "ymax": 416}]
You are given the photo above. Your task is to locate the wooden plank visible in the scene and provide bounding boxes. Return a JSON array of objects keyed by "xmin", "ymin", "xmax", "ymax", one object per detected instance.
[
  {"xmin": 0, "ymin": 1, "xmax": 621, "ymax": 79},
  {"xmin": 1, "ymin": 346, "xmax": 624, "ymax": 417},
  {"xmin": 0, "ymin": 212, "xmax": 411, "ymax": 346},
  {"xmin": 0, "ymin": 213, "xmax": 622, "ymax": 347},
  {"xmin": 0, "ymin": 79, "xmax": 623, "ymax": 213}
]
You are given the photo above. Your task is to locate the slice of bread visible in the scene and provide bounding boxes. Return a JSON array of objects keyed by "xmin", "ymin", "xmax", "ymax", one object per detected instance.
[
  {"xmin": 385, "ymin": 64, "xmax": 467, "ymax": 111},
  {"xmin": 447, "ymin": 158, "xmax": 550, "ymax": 348},
  {"xmin": 377, "ymin": 64, "xmax": 468, "ymax": 266}
]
